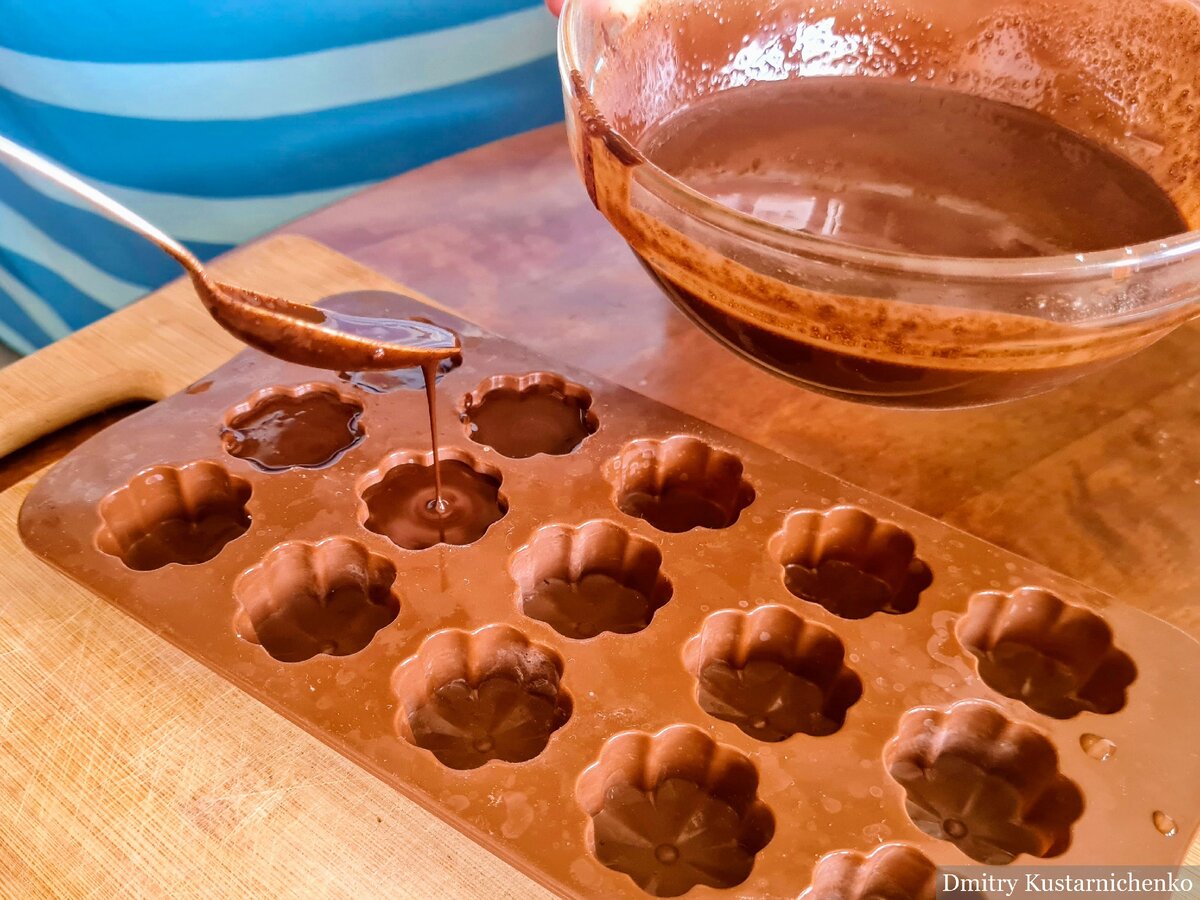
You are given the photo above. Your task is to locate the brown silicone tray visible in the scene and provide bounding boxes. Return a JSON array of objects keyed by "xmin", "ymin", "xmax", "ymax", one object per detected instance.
[{"xmin": 19, "ymin": 291, "xmax": 1200, "ymax": 899}]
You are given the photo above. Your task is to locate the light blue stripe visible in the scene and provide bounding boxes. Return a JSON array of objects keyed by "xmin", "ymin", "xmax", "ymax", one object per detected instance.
[
  {"xmin": 0, "ymin": 309, "xmax": 37, "ymax": 354},
  {"xmin": 0, "ymin": 247, "xmax": 163, "ymax": 329},
  {"xmin": 0, "ymin": 1, "xmax": 547, "ymax": 62},
  {"xmin": 0, "ymin": 55, "xmax": 564, "ymax": 196},
  {"xmin": 0, "ymin": 265, "xmax": 70, "ymax": 340},
  {"xmin": 7, "ymin": 160, "xmax": 371, "ymax": 245},
  {"xmin": 0, "ymin": 200, "xmax": 152, "ymax": 308},
  {"xmin": 0, "ymin": 8, "xmax": 557, "ymax": 121},
  {"xmin": 0, "ymin": 164, "xmax": 249, "ymax": 279},
  {"xmin": 0, "ymin": 282, "xmax": 52, "ymax": 350}
]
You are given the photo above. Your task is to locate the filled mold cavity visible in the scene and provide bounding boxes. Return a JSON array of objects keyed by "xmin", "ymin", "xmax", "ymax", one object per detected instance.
[
  {"xmin": 510, "ymin": 520, "xmax": 672, "ymax": 639},
  {"xmin": 884, "ymin": 700, "xmax": 1084, "ymax": 864},
  {"xmin": 233, "ymin": 537, "xmax": 400, "ymax": 663},
  {"xmin": 360, "ymin": 448, "xmax": 507, "ymax": 551},
  {"xmin": 955, "ymin": 586, "xmax": 1137, "ymax": 720},
  {"xmin": 576, "ymin": 725, "xmax": 775, "ymax": 897},
  {"xmin": 221, "ymin": 382, "xmax": 365, "ymax": 471},
  {"xmin": 460, "ymin": 372, "xmax": 598, "ymax": 459},
  {"xmin": 769, "ymin": 506, "xmax": 932, "ymax": 620},
  {"xmin": 606, "ymin": 436, "xmax": 754, "ymax": 534},
  {"xmin": 95, "ymin": 461, "xmax": 252, "ymax": 571},
  {"xmin": 683, "ymin": 605, "xmax": 862, "ymax": 742},
  {"xmin": 392, "ymin": 624, "xmax": 571, "ymax": 770},
  {"xmin": 800, "ymin": 843, "xmax": 937, "ymax": 900}
]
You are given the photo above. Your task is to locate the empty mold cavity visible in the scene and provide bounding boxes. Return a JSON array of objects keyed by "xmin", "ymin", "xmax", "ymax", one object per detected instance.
[
  {"xmin": 884, "ymin": 700, "xmax": 1084, "ymax": 864},
  {"xmin": 683, "ymin": 606, "xmax": 862, "ymax": 742},
  {"xmin": 606, "ymin": 436, "xmax": 754, "ymax": 534},
  {"xmin": 392, "ymin": 624, "xmax": 571, "ymax": 770},
  {"xmin": 460, "ymin": 372, "xmax": 598, "ymax": 459},
  {"xmin": 510, "ymin": 520, "xmax": 672, "ymax": 639},
  {"xmin": 800, "ymin": 843, "xmax": 938, "ymax": 900},
  {"xmin": 233, "ymin": 537, "xmax": 399, "ymax": 663},
  {"xmin": 95, "ymin": 461, "xmax": 252, "ymax": 571},
  {"xmin": 956, "ymin": 587, "xmax": 1137, "ymax": 720},
  {"xmin": 221, "ymin": 382, "xmax": 365, "ymax": 471},
  {"xmin": 769, "ymin": 506, "xmax": 932, "ymax": 620},
  {"xmin": 576, "ymin": 725, "xmax": 774, "ymax": 897},
  {"xmin": 360, "ymin": 448, "xmax": 507, "ymax": 551}
]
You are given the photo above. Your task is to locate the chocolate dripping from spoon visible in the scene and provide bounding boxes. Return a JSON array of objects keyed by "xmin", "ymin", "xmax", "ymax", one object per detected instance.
[{"xmin": 0, "ymin": 135, "xmax": 460, "ymax": 512}]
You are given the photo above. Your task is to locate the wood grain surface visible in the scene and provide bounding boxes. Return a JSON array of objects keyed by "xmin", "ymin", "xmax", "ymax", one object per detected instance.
[
  {"xmin": 0, "ymin": 236, "xmax": 549, "ymax": 898},
  {"xmin": 286, "ymin": 125, "xmax": 1200, "ymax": 640}
]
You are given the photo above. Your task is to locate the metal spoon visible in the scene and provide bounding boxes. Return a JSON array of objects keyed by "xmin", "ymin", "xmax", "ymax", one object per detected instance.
[{"xmin": 0, "ymin": 135, "xmax": 460, "ymax": 371}]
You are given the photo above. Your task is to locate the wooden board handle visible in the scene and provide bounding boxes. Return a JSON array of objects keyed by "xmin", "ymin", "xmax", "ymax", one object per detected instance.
[{"xmin": 0, "ymin": 335, "xmax": 169, "ymax": 460}]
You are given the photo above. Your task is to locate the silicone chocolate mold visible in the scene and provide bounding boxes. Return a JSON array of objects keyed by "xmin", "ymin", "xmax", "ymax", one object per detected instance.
[
  {"xmin": 233, "ymin": 537, "xmax": 399, "ymax": 662},
  {"xmin": 956, "ymin": 587, "xmax": 1137, "ymax": 719},
  {"xmin": 884, "ymin": 700, "xmax": 1084, "ymax": 864},
  {"xmin": 95, "ymin": 460, "xmax": 251, "ymax": 571},
  {"xmin": 360, "ymin": 447, "xmax": 507, "ymax": 550},
  {"xmin": 221, "ymin": 382, "xmax": 364, "ymax": 471},
  {"xmin": 769, "ymin": 506, "xmax": 932, "ymax": 619},
  {"xmin": 606, "ymin": 436, "xmax": 754, "ymax": 533},
  {"xmin": 20, "ymin": 289, "xmax": 1200, "ymax": 898},
  {"xmin": 799, "ymin": 843, "xmax": 937, "ymax": 900},
  {"xmin": 576, "ymin": 725, "xmax": 775, "ymax": 897},
  {"xmin": 461, "ymin": 372, "xmax": 598, "ymax": 459},
  {"xmin": 510, "ymin": 520, "xmax": 672, "ymax": 639},
  {"xmin": 683, "ymin": 606, "xmax": 862, "ymax": 741},
  {"xmin": 392, "ymin": 625, "xmax": 572, "ymax": 770}
]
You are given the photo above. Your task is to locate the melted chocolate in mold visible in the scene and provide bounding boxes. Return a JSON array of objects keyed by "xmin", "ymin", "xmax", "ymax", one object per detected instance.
[
  {"xmin": 221, "ymin": 385, "xmax": 365, "ymax": 471},
  {"xmin": 461, "ymin": 374, "xmax": 598, "ymax": 459},
  {"xmin": 362, "ymin": 452, "xmax": 507, "ymax": 551}
]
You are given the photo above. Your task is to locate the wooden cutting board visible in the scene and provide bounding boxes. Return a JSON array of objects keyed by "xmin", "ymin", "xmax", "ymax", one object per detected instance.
[{"xmin": 0, "ymin": 235, "xmax": 1194, "ymax": 897}]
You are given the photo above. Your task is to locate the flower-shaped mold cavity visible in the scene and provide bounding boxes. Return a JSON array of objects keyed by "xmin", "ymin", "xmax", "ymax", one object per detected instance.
[
  {"xmin": 220, "ymin": 382, "xmax": 365, "ymax": 471},
  {"xmin": 955, "ymin": 587, "xmax": 1137, "ymax": 720},
  {"xmin": 884, "ymin": 700, "xmax": 1084, "ymax": 864},
  {"xmin": 768, "ymin": 506, "xmax": 932, "ymax": 620},
  {"xmin": 800, "ymin": 843, "xmax": 938, "ymax": 900},
  {"xmin": 360, "ymin": 448, "xmax": 507, "ymax": 551},
  {"xmin": 233, "ymin": 537, "xmax": 400, "ymax": 663},
  {"xmin": 460, "ymin": 372, "xmax": 599, "ymax": 459},
  {"xmin": 95, "ymin": 461, "xmax": 252, "ymax": 571},
  {"xmin": 510, "ymin": 520, "xmax": 673, "ymax": 639},
  {"xmin": 606, "ymin": 436, "xmax": 754, "ymax": 534},
  {"xmin": 576, "ymin": 725, "xmax": 775, "ymax": 897},
  {"xmin": 683, "ymin": 606, "xmax": 862, "ymax": 742},
  {"xmin": 392, "ymin": 624, "xmax": 571, "ymax": 770}
]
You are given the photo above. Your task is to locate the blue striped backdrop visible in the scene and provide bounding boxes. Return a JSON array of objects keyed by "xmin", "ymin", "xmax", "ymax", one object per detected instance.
[{"xmin": 0, "ymin": 2, "xmax": 562, "ymax": 353}]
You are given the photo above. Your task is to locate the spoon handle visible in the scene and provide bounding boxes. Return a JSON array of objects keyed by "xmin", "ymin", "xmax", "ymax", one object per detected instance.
[{"xmin": 0, "ymin": 134, "xmax": 205, "ymax": 277}]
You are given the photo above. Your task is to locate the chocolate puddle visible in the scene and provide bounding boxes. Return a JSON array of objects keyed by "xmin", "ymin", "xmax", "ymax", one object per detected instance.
[
  {"xmin": 362, "ymin": 453, "xmax": 507, "ymax": 551},
  {"xmin": 222, "ymin": 386, "xmax": 364, "ymax": 471}
]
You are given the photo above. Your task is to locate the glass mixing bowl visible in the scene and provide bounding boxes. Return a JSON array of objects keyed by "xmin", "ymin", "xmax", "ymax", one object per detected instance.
[{"xmin": 557, "ymin": 0, "xmax": 1200, "ymax": 408}]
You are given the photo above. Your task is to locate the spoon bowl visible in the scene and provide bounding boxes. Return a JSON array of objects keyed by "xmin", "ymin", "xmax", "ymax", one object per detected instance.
[{"xmin": 0, "ymin": 135, "xmax": 459, "ymax": 371}]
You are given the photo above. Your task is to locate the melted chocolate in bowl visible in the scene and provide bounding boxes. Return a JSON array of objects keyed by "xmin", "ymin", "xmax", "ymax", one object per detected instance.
[
  {"xmin": 640, "ymin": 79, "xmax": 1186, "ymax": 259},
  {"xmin": 565, "ymin": 0, "xmax": 1200, "ymax": 407}
]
